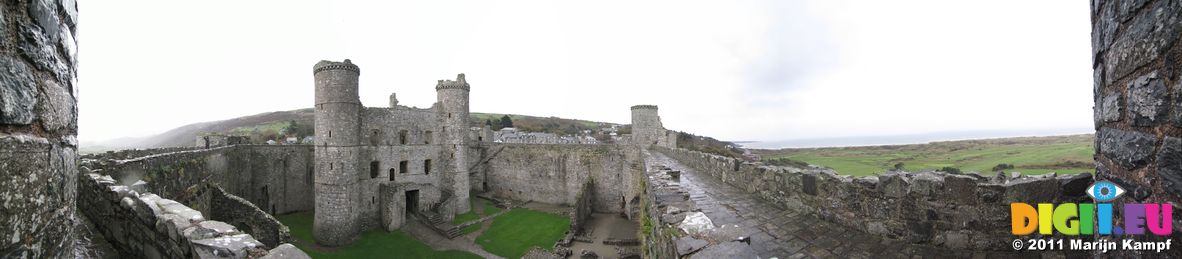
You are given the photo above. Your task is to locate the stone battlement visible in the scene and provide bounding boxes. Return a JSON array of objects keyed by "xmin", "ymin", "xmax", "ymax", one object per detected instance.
[
  {"xmin": 653, "ymin": 146, "xmax": 1093, "ymax": 251},
  {"xmin": 77, "ymin": 173, "xmax": 308, "ymax": 258},
  {"xmin": 630, "ymin": 104, "xmax": 658, "ymax": 110},
  {"xmin": 313, "ymin": 59, "xmax": 360, "ymax": 75},
  {"xmin": 435, "ymin": 73, "xmax": 470, "ymax": 91}
]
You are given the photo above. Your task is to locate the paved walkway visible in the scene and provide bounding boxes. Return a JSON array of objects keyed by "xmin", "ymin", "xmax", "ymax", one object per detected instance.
[{"xmin": 646, "ymin": 150, "xmax": 967, "ymax": 259}]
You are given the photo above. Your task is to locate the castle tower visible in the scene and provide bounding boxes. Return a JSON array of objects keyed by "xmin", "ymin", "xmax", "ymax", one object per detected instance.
[
  {"xmin": 630, "ymin": 105, "xmax": 664, "ymax": 146},
  {"xmin": 437, "ymin": 74, "xmax": 472, "ymax": 214},
  {"xmin": 312, "ymin": 59, "xmax": 363, "ymax": 246}
]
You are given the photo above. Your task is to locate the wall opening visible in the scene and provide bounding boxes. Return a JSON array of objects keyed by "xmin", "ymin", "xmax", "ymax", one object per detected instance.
[
  {"xmin": 399, "ymin": 130, "xmax": 409, "ymax": 145},
  {"xmin": 370, "ymin": 161, "xmax": 380, "ymax": 179},
  {"xmin": 424, "ymin": 131, "xmax": 433, "ymax": 144},
  {"xmin": 388, "ymin": 168, "xmax": 396, "ymax": 181},
  {"xmin": 424, "ymin": 159, "xmax": 432, "ymax": 175},
  {"xmin": 399, "ymin": 161, "xmax": 408, "ymax": 174},
  {"xmin": 370, "ymin": 129, "xmax": 381, "ymax": 146},
  {"xmin": 405, "ymin": 190, "xmax": 420, "ymax": 213}
]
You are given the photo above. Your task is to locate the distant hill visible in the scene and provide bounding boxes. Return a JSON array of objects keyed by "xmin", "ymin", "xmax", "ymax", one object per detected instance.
[
  {"xmin": 85, "ymin": 108, "xmax": 622, "ymax": 153},
  {"xmin": 755, "ymin": 134, "xmax": 1095, "ymax": 176}
]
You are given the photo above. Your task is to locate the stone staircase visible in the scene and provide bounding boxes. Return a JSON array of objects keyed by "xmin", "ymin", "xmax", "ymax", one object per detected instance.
[{"xmin": 417, "ymin": 211, "xmax": 463, "ymax": 239}]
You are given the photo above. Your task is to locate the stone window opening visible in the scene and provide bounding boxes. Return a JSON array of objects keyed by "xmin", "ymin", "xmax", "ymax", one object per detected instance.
[
  {"xmin": 399, "ymin": 130, "xmax": 409, "ymax": 145},
  {"xmin": 400, "ymin": 161, "xmax": 408, "ymax": 174},
  {"xmin": 424, "ymin": 159, "xmax": 432, "ymax": 175},
  {"xmin": 424, "ymin": 131, "xmax": 433, "ymax": 144},
  {"xmin": 370, "ymin": 129, "xmax": 381, "ymax": 146},
  {"xmin": 329, "ymin": 162, "xmax": 333, "ymax": 170},
  {"xmin": 369, "ymin": 161, "xmax": 380, "ymax": 179},
  {"xmin": 388, "ymin": 168, "xmax": 396, "ymax": 181}
]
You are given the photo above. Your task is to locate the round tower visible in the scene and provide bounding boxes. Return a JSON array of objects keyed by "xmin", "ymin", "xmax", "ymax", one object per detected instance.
[
  {"xmin": 312, "ymin": 59, "xmax": 362, "ymax": 246},
  {"xmin": 630, "ymin": 105, "xmax": 662, "ymax": 146},
  {"xmin": 437, "ymin": 74, "xmax": 472, "ymax": 214}
]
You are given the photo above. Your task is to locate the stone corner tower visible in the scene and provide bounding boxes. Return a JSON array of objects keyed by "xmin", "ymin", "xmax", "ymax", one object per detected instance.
[
  {"xmin": 312, "ymin": 59, "xmax": 362, "ymax": 246},
  {"xmin": 437, "ymin": 73, "xmax": 472, "ymax": 214},
  {"xmin": 630, "ymin": 104, "xmax": 664, "ymax": 146}
]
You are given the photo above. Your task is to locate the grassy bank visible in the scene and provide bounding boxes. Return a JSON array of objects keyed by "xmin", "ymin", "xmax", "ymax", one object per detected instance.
[{"xmin": 756, "ymin": 134, "xmax": 1094, "ymax": 176}]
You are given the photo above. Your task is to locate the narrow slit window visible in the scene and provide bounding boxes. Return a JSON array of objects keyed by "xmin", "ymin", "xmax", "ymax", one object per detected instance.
[{"xmin": 424, "ymin": 159, "xmax": 432, "ymax": 175}]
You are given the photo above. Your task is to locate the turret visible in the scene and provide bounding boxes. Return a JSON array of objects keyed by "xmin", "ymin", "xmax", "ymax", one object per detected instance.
[
  {"xmin": 312, "ymin": 59, "xmax": 362, "ymax": 246},
  {"xmin": 436, "ymin": 74, "xmax": 472, "ymax": 214},
  {"xmin": 630, "ymin": 105, "xmax": 663, "ymax": 146}
]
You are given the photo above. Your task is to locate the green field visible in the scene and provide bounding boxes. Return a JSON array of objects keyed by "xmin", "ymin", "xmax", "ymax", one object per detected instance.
[
  {"xmin": 277, "ymin": 212, "xmax": 481, "ymax": 259},
  {"xmin": 475, "ymin": 208, "xmax": 570, "ymax": 259},
  {"xmin": 756, "ymin": 134, "xmax": 1095, "ymax": 176}
]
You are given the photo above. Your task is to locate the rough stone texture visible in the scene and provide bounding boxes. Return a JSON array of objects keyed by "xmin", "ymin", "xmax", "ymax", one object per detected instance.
[
  {"xmin": 77, "ymin": 173, "xmax": 304, "ymax": 258},
  {"xmin": 1098, "ymin": 127, "xmax": 1156, "ymax": 170},
  {"xmin": 1158, "ymin": 137, "xmax": 1182, "ymax": 197},
  {"xmin": 1092, "ymin": 0, "xmax": 1182, "ymax": 257},
  {"xmin": 0, "ymin": 1, "xmax": 79, "ymax": 257},
  {"xmin": 1099, "ymin": 92, "xmax": 1123, "ymax": 122},
  {"xmin": 482, "ymin": 144, "xmax": 643, "ymax": 213},
  {"xmin": 1126, "ymin": 71, "xmax": 1168, "ymax": 126}
]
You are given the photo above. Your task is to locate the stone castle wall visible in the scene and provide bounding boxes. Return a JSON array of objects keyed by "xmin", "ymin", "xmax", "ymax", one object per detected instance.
[
  {"xmin": 83, "ymin": 145, "xmax": 316, "ymax": 217},
  {"xmin": 654, "ymin": 146, "xmax": 1094, "ymax": 251},
  {"xmin": 0, "ymin": 0, "xmax": 80, "ymax": 257},
  {"xmin": 77, "ymin": 173, "xmax": 306, "ymax": 258},
  {"xmin": 481, "ymin": 143, "xmax": 644, "ymax": 213},
  {"xmin": 1091, "ymin": 0, "xmax": 1182, "ymax": 256}
]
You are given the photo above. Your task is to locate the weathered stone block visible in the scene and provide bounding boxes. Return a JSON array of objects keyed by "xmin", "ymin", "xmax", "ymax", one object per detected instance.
[
  {"xmin": 878, "ymin": 172, "xmax": 910, "ymax": 198},
  {"xmin": 1004, "ymin": 177, "xmax": 1059, "ymax": 203},
  {"xmin": 156, "ymin": 213, "xmax": 193, "ymax": 242},
  {"xmin": 1160, "ymin": 137, "xmax": 1182, "ymax": 198},
  {"xmin": 1127, "ymin": 71, "xmax": 1168, "ymax": 126},
  {"xmin": 0, "ymin": 56, "xmax": 38, "ymax": 124},
  {"xmin": 192, "ymin": 234, "xmax": 265, "ymax": 258},
  {"xmin": 943, "ymin": 174, "xmax": 979, "ymax": 205},
  {"xmin": 1099, "ymin": 127, "xmax": 1156, "ymax": 170},
  {"xmin": 909, "ymin": 172, "xmax": 944, "ymax": 199},
  {"xmin": 260, "ymin": 243, "xmax": 311, "ymax": 259},
  {"xmin": 1099, "ymin": 92, "xmax": 1122, "ymax": 122}
]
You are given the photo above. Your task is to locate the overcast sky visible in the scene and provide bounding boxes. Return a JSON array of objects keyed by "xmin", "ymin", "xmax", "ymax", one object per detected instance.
[{"xmin": 77, "ymin": 0, "xmax": 1094, "ymax": 144}]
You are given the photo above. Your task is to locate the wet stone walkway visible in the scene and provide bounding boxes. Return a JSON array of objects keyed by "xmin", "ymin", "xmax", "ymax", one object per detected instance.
[{"xmin": 645, "ymin": 150, "xmax": 967, "ymax": 259}]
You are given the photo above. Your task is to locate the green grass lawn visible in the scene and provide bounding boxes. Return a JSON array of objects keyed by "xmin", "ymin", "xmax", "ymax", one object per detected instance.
[
  {"xmin": 475, "ymin": 208, "xmax": 570, "ymax": 259},
  {"xmin": 451, "ymin": 197, "xmax": 506, "ymax": 235},
  {"xmin": 757, "ymin": 135, "xmax": 1095, "ymax": 176},
  {"xmin": 277, "ymin": 212, "xmax": 481, "ymax": 259}
]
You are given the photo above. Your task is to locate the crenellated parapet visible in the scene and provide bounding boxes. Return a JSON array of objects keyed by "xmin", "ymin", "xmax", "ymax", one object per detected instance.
[
  {"xmin": 435, "ymin": 73, "xmax": 471, "ymax": 91},
  {"xmin": 313, "ymin": 59, "xmax": 360, "ymax": 75}
]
